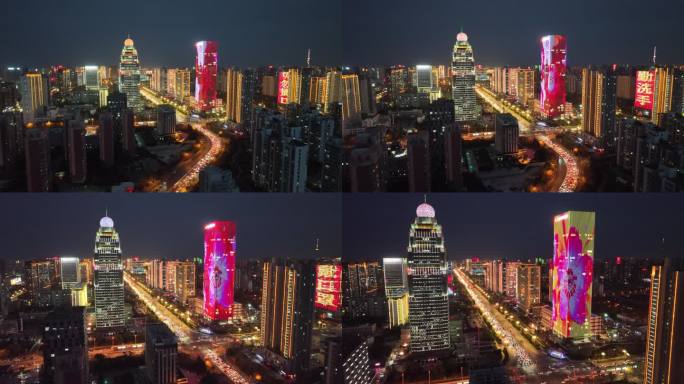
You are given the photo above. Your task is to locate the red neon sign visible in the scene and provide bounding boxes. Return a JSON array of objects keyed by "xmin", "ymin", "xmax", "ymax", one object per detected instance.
[
  {"xmin": 277, "ymin": 71, "xmax": 290, "ymax": 105},
  {"xmin": 634, "ymin": 70, "xmax": 654, "ymax": 111},
  {"xmin": 315, "ymin": 263, "xmax": 341, "ymax": 311}
]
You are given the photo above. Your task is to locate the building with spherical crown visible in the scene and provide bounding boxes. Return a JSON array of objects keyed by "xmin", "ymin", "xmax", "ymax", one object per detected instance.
[
  {"xmin": 94, "ymin": 214, "xmax": 125, "ymax": 328},
  {"xmin": 451, "ymin": 31, "xmax": 481, "ymax": 122},
  {"xmin": 119, "ymin": 36, "xmax": 142, "ymax": 111}
]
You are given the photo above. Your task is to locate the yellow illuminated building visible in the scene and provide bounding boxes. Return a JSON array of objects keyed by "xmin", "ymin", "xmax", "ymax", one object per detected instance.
[
  {"xmin": 71, "ymin": 283, "xmax": 88, "ymax": 307},
  {"xmin": 342, "ymin": 74, "xmax": 361, "ymax": 120},
  {"xmin": 225, "ymin": 68, "xmax": 243, "ymax": 123}
]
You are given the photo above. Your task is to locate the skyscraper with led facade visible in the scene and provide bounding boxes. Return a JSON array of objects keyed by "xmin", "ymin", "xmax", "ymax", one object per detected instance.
[
  {"xmin": 94, "ymin": 215, "xmax": 125, "ymax": 328},
  {"xmin": 540, "ymin": 35, "xmax": 567, "ymax": 118},
  {"xmin": 119, "ymin": 36, "xmax": 142, "ymax": 111},
  {"xmin": 407, "ymin": 202, "xmax": 450, "ymax": 352},
  {"xmin": 383, "ymin": 257, "xmax": 409, "ymax": 328},
  {"xmin": 451, "ymin": 31, "xmax": 481, "ymax": 122},
  {"xmin": 203, "ymin": 221, "xmax": 236, "ymax": 321},
  {"xmin": 195, "ymin": 41, "xmax": 218, "ymax": 111},
  {"xmin": 551, "ymin": 211, "xmax": 595, "ymax": 341}
]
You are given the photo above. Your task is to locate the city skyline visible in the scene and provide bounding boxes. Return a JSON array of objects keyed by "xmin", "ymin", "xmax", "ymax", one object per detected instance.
[
  {"xmin": 342, "ymin": 0, "xmax": 684, "ymax": 66},
  {"xmin": 0, "ymin": 194, "xmax": 341, "ymax": 261},
  {"xmin": 343, "ymin": 194, "xmax": 684, "ymax": 262},
  {"xmin": 2, "ymin": 0, "xmax": 342, "ymax": 67}
]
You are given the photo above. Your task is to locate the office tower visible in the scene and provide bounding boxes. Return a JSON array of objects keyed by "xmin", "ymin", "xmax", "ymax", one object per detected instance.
[
  {"xmin": 195, "ymin": 41, "xmax": 218, "ymax": 111},
  {"xmin": 415, "ymin": 65, "xmax": 434, "ymax": 94},
  {"xmin": 507, "ymin": 68, "xmax": 536, "ymax": 105},
  {"xmin": 383, "ymin": 258, "xmax": 409, "ymax": 328},
  {"xmin": 225, "ymin": 68, "xmax": 243, "ymax": 123},
  {"xmin": 407, "ymin": 202, "xmax": 449, "ymax": 352},
  {"xmin": 551, "ymin": 211, "xmax": 595, "ymax": 341},
  {"xmin": 150, "ymin": 68, "xmax": 167, "ymax": 94},
  {"xmin": 494, "ymin": 113, "xmax": 519, "ymax": 154},
  {"xmin": 25, "ymin": 127, "xmax": 51, "ymax": 192},
  {"xmin": 323, "ymin": 71, "xmax": 342, "ymax": 113},
  {"xmin": 66, "ymin": 119, "xmax": 86, "ymax": 183},
  {"xmin": 540, "ymin": 35, "xmax": 567, "ymax": 118},
  {"xmin": 390, "ymin": 66, "xmax": 409, "ymax": 97},
  {"xmin": 19, "ymin": 73, "xmax": 48, "ymax": 122},
  {"xmin": 315, "ymin": 261, "xmax": 342, "ymax": 312},
  {"xmin": 99, "ymin": 112, "xmax": 114, "ymax": 166},
  {"xmin": 145, "ymin": 323, "xmax": 178, "ymax": 384},
  {"xmin": 121, "ymin": 108, "xmax": 136, "ymax": 153},
  {"xmin": 505, "ymin": 261, "xmax": 521, "ymax": 298},
  {"xmin": 94, "ymin": 215, "xmax": 125, "ymax": 328},
  {"xmin": 643, "ymin": 259, "xmax": 684, "ymax": 384},
  {"xmin": 451, "ymin": 31, "xmax": 481, "ymax": 121},
  {"xmin": 407, "ymin": 130, "xmax": 431, "ymax": 192},
  {"xmin": 83, "ymin": 66, "xmax": 99, "ymax": 91},
  {"xmin": 156, "ymin": 105, "xmax": 176, "ymax": 136},
  {"xmin": 41, "ymin": 307, "xmax": 88, "ymax": 384},
  {"xmin": 673, "ymin": 67, "xmax": 684, "ymax": 114},
  {"xmin": 444, "ymin": 122, "xmax": 463, "ymax": 189},
  {"xmin": 260, "ymin": 258, "xmax": 315, "ymax": 377},
  {"xmin": 71, "ymin": 283, "xmax": 88, "ymax": 307},
  {"xmin": 282, "ymin": 139, "xmax": 309, "ymax": 192},
  {"xmin": 203, "ymin": 221, "xmax": 236, "ymax": 321},
  {"xmin": 342, "ymin": 74, "xmax": 361, "ymax": 120},
  {"xmin": 0, "ymin": 111, "xmax": 22, "ymax": 171},
  {"xmin": 342, "ymin": 326, "xmax": 373, "ymax": 384},
  {"xmin": 581, "ymin": 67, "xmax": 617, "ymax": 148},
  {"xmin": 59, "ymin": 257, "xmax": 80, "ymax": 289},
  {"xmin": 119, "ymin": 36, "xmax": 142, "ymax": 111},
  {"xmin": 277, "ymin": 68, "xmax": 302, "ymax": 105},
  {"xmin": 516, "ymin": 263, "xmax": 541, "ymax": 312},
  {"xmin": 491, "ymin": 67, "xmax": 509, "ymax": 95},
  {"xmin": 173, "ymin": 261, "xmax": 195, "ymax": 304}
]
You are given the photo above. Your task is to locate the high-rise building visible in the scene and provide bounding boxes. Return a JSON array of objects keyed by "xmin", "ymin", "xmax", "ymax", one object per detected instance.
[
  {"xmin": 444, "ymin": 122, "xmax": 462, "ymax": 189},
  {"xmin": 25, "ymin": 127, "xmax": 51, "ymax": 192},
  {"xmin": 156, "ymin": 105, "xmax": 176, "ymax": 136},
  {"xmin": 19, "ymin": 73, "xmax": 48, "ymax": 122},
  {"xmin": 643, "ymin": 259, "xmax": 684, "ymax": 384},
  {"xmin": 145, "ymin": 323, "xmax": 178, "ymax": 384},
  {"xmin": 451, "ymin": 31, "xmax": 481, "ymax": 122},
  {"xmin": 407, "ymin": 130, "xmax": 430, "ymax": 192},
  {"xmin": 342, "ymin": 74, "xmax": 361, "ymax": 121},
  {"xmin": 67, "ymin": 119, "xmax": 86, "ymax": 183},
  {"xmin": 203, "ymin": 221, "xmax": 236, "ymax": 321},
  {"xmin": 323, "ymin": 71, "xmax": 342, "ymax": 113},
  {"xmin": 407, "ymin": 202, "xmax": 449, "ymax": 352},
  {"xmin": 94, "ymin": 215, "xmax": 125, "ymax": 329},
  {"xmin": 195, "ymin": 41, "xmax": 218, "ymax": 111},
  {"xmin": 551, "ymin": 211, "xmax": 595, "ymax": 341},
  {"xmin": 83, "ymin": 66, "xmax": 100, "ymax": 91},
  {"xmin": 0, "ymin": 111, "xmax": 22, "ymax": 172},
  {"xmin": 225, "ymin": 68, "xmax": 243, "ymax": 123},
  {"xmin": 652, "ymin": 67, "xmax": 674, "ymax": 126},
  {"xmin": 60, "ymin": 257, "xmax": 81, "ymax": 289},
  {"xmin": 505, "ymin": 261, "xmax": 521, "ymax": 298},
  {"xmin": 342, "ymin": 326, "xmax": 373, "ymax": 384},
  {"xmin": 41, "ymin": 307, "xmax": 88, "ymax": 384},
  {"xmin": 494, "ymin": 113, "xmax": 519, "ymax": 154},
  {"xmin": 260, "ymin": 258, "xmax": 315, "ymax": 377},
  {"xmin": 516, "ymin": 263, "xmax": 541, "ymax": 313},
  {"xmin": 581, "ymin": 67, "xmax": 617, "ymax": 148},
  {"xmin": 415, "ymin": 65, "xmax": 434, "ymax": 94},
  {"xmin": 540, "ymin": 35, "xmax": 567, "ymax": 118},
  {"xmin": 121, "ymin": 108, "xmax": 136, "ymax": 153},
  {"xmin": 277, "ymin": 68, "xmax": 302, "ymax": 105},
  {"xmin": 98, "ymin": 112, "xmax": 114, "ymax": 167},
  {"xmin": 281, "ymin": 139, "xmax": 309, "ymax": 193},
  {"xmin": 119, "ymin": 36, "xmax": 142, "ymax": 111},
  {"xmin": 174, "ymin": 261, "xmax": 196, "ymax": 304},
  {"xmin": 383, "ymin": 258, "xmax": 409, "ymax": 328}
]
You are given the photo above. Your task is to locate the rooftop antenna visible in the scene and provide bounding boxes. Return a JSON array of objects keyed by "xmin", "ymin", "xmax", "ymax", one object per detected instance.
[
  {"xmin": 653, "ymin": 46, "xmax": 657, "ymax": 66},
  {"xmin": 306, "ymin": 48, "xmax": 311, "ymax": 67},
  {"xmin": 424, "ymin": 194, "xmax": 427, "ymax": 204},
  {"xmin": 315, "ymin": 238, "xmax": 320, "ymax": 252}
]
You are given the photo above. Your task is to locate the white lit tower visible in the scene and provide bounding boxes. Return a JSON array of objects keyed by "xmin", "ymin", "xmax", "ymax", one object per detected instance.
[
  {"xmin": 451, "ymin": 30, "xmax": 481, "ymax": 122},
  {"xmin": 93, "ymin": 214, "xmax": 125, "ymax": 328},
  {"xmin": 119, "ymin": 36, "xmax": 142, "ymax": 111}
]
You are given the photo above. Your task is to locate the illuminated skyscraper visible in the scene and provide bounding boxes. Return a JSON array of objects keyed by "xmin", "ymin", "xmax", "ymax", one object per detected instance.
[
  {"xmin": 60, "ymin": 257, "xmax": 81, "ymax": 289},
  {"xmin": 225, "ymin": 68, "xmax": 243, "ymax": 123},
  {"xmin": 195, "ymin": 41, "xmax": 218, "ymax": 111},
  {"xmin": 383, "ymin": 258, "xmax": 409, "ymax": 328},
  {"xmin": 540, "ymin": 35, "xmax": 567, "ymax": 118},
  {"xmin": 260, "ymin": 258, "xmax": 315, "ymax": 377},
  {"xmin": 19, "ymin": 73, "xmax": 48, "ymax": 122},
  {"xmin": 494, "ymin": 113, "xmax": 519, "ymax": 154},
  {"xmin": 94, "ymin": 215, "xmax": 125, "ymax": 329},
  {"xmin": 407, "ymin": 202, "xmax": 449, "ymax": 352},
  {"xmin": 118, "ymin": 36, "xmax": 142, "ymax": 111},
  {"xmin": 203, "ymin": 221, "xmax": 236, "ymax": 321},
  {"xmin": 145, "ymin": 323, "xmax": 178, "ymax": 384},
  {"xmin": 25, "ymin": 127, "xmax": 51, "ymax": 192},
  {"xmin": 581, "ymin": 67, "xmax": 617, "ymax": 147},
  {"xmin": 451, "ymin": 31, "xmax": 481, "ymax": 122},
  {"xmin": 643, "ymin": 259, "xmax": 683, "ymax": 384},
  {"xmin": 277, "ymin": 68, "xmax": 302, "ymax": 106},
  {"xmin": 341, "ymin": 74, "xmax": 361, "ymax": 120},
  {"xmin": 516, "ymin": 263, "xmax": 541, "ymax": 313},
  {"xmin": 551, "ymin": 211, "xmax": 595, "ymax": 341},
  {"xmin": 41, "ymin": 307, "xmax": 88, "ymax": 384},
  {"xmin": 67, "ymin": 119, "xmax": 86, "ymax": 183}
]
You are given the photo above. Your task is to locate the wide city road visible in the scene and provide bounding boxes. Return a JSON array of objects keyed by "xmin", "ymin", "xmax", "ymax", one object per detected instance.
[
  {"xmin": 139, "ymin": 87, "xmax": 225, "ymax": 192},
  {"xmin": 475, "ymin": 85, "xmax": 579, "ymax": 192},
  {"xmin": 124, "ymin": 272, "xmax": 253, "ymax": 384}
]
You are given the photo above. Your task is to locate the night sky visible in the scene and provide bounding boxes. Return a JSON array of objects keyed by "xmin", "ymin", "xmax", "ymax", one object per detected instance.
[
  {"xmin": 343, "ymin": 194, "xmax": 684, "ymax": 263},
  {"xmin": 342, "ymin": 0, "xmax": 684, "ymax": 66},
  {"xmin": 0, "ymin": 194, "xmax": 341, "ymax": 262},
  {"xmin": 2, "ymin": 0, "xmax": 341, "ymax": 68}
]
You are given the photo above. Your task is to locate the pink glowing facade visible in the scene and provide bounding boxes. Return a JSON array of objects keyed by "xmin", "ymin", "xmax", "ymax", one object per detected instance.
[
  {"xmin": 203, "ymin": 221, "xmax": 236, "ymax": 321},
  {"xmin": 551, "ymin": 211, "xmax": 595, "ymax": 341},
  {"xmin": 195, "ymin": 41, "xmax": 218, "ymax": 111},
  {"xmin": 540, "ymin": 35, "xmax": 567, "ymax": 118}
]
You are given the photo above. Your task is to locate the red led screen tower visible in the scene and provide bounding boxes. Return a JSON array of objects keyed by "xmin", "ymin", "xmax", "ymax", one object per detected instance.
[
  {"xmin": 540, "ymin": 35, "xmax": 567, "ymax": 118},
  {"xmin": 315, "ymin": 263, "xmax": 342, "ymax": 311},
  {"xmin": 195, "ymin": 41, "xmax": 218, "ymax": 111},
  {"xmin": 203, "ymin": 221, "xmax": 236, "ymax": 321}
]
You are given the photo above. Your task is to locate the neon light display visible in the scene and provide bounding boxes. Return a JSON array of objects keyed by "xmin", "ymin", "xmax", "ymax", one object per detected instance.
[
  {"xmin": 551, "ymin": 211, "xmax": 595, "ymax": 340},
  {"xmin": 540, "ymin": 35, "xmax": 567, "ymax": 118},
  {"xmin": 634, "ymin": 70, "xmax": 655, "ymax": 111},
  {"xmin": 203, "ymin": 221, "xmax": 236, "ymax": 321},
  {"xmin": 277, "ymin": 71, "xmax": 290, "ymax": 105},
  {"xmin": 195, "ymin": 41, "xmax": 218, "ymax": 111},
  {"xmin": 315, "ymin": 263, "xmax": 342, "ymax": 311}
]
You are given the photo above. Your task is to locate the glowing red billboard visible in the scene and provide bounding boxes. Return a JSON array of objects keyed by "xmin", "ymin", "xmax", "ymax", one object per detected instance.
[
  {"xmin": 634, "ymin": 70, "xmax": 655, "ymax": 111},
  {"xmin": 277, "ymin": 71, "xmax": 290, "ymax": 105},
  {"xmin": 195, "ymin": 41, "xmax": 218, "ymax": 111},
  {"xmin": 203, "ymin": 221, "xmax": 236, "ymax": 321},
  {"xmin": 315, "ymin": 263, "xmax": 341, "ymax": 311},
  {"xmin": 540, "ymin": 35, "xmax": 567, "ymax": 118}
]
